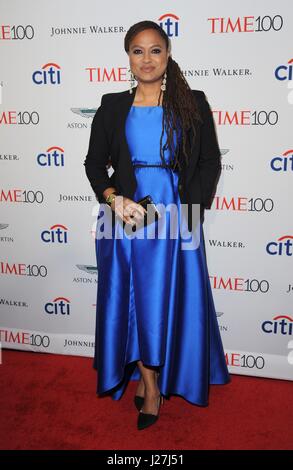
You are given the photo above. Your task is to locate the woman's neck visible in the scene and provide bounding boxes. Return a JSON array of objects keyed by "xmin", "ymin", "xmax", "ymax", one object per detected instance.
[{"xmin": 134, "ymin": 83, "xmax": 163, "ymax": 106}]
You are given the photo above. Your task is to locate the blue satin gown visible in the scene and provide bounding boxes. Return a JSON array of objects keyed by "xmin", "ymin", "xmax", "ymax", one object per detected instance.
[{"xmin": 93, "ymin": 105, "xmax": 230, "ymax": 406}]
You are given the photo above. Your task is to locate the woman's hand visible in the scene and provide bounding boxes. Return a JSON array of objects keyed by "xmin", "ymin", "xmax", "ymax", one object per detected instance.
[{"xmin": 110, "ymin": 195, "xmax": 147, "ymax": 226}]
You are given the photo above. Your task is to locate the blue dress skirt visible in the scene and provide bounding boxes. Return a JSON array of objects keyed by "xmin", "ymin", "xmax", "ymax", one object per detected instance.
[{"xmin": 93, "ymin": 105, "xmax": 230, "ymax": 406}]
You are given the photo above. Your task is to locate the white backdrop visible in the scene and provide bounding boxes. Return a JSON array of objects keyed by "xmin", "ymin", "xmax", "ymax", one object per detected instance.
[{"xmin": 1, "ymin": 0, "xmax": 292, "ymax": 380}]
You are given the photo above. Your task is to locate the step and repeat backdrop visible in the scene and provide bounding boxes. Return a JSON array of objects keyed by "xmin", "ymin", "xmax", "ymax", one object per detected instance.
[{"xmin": 1, "ymin": 0, "xmax": 292, "ymax": 380}]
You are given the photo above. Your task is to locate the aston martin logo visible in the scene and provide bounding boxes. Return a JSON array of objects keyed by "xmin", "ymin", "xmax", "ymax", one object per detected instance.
[
  {"xmin": 76, "ymin": 264, "xmax": 97, "ymax": 274},
  {"xmin": 71, "ymin": 108, "xmax": 97, "ymax": 119}
]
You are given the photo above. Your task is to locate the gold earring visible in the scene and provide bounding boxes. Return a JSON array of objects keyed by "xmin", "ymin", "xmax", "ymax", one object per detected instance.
[
  {"xmin": 161, "ymin": 71, "xmax": 167, "ymax": 91},
  {"xmin": 129, "ymin": 69, "xmax": 136, "ymax": 94}
]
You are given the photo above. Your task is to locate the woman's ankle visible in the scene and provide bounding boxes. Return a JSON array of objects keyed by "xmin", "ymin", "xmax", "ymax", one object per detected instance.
[
  {"xmin": 144, "ymin": 385, "xmax": 160, "ymax": 397},
  {"xmin": 136, "ymin": 377, "xmax": 145, "ymax": 394}
]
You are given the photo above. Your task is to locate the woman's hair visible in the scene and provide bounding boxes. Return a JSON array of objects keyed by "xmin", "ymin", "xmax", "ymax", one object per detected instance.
[{"xmin": 124, "ymin": 20, "xmax": 203, "ymax": 170}]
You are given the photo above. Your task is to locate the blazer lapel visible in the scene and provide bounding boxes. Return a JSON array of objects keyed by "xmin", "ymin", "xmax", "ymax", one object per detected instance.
[
  {"xmin": 185, "ymin": 125, "xmax": 200, "ymax": 187},
  {"xmin": 114, "ymin": 86, "xmax": 138, "ymax": 196}
]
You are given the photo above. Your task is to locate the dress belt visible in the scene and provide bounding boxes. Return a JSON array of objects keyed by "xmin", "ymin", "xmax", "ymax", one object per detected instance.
[{"xmin": 132, "ymin": 162, "xmax": 179, "ymax": 172}]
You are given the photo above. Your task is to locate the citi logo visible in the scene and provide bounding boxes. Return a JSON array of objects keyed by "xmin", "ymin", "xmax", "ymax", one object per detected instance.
[
  {"xmin": 37, "ymin": 146, "xmax": 65, "ymax": 166},
  {"xmin": 158, "ymin": 13, "xmax": 179, "ymax": 37},
  {"xmin": 262, "ymin": 315, "xmax": 293, "ymax": 335},
  {"xmin": 44, "ymin": 297, "xmax": 70, "ymax": 315},
  {"xmin": 266, "ymin": 235, "xmax": 293, "ymax": 256},
  {"xmin": 32, "ymin": 63, "xmax": 61, "ymax": 85},
  {"xmin": 270, "ymin": 149, "xmax": 293, "ymax": 172},
  {"xmin": 41, "ymin": 224, "xmax": 68, "ymax": 243},
  {"xmin": 275, "ymin": 58, "xmax": 293, "ymax": 81}
]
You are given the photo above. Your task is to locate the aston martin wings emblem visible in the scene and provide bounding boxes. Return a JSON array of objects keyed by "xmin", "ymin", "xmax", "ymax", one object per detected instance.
[
  {"xmin": 71, "ymin": 108, "xmax": 97, "ymax": 119},
  {"xmin": 76, "ymin": 264, "xmax": 97, "ymax": 274}
]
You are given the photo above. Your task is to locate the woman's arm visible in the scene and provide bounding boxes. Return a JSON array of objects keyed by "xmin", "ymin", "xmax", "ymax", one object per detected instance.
[
  {"xmin": 196, "ymin": 91, "xmax": 222, "ymax": 208},
  {"xmin": 83, "ymin": 94, "xmax": 116, "ymax": 202}
]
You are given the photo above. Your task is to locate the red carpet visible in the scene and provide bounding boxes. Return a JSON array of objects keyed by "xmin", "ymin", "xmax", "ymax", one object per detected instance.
[{"xmin": 0, "ymin": 349, "xmax": 292, "ymax": 450}]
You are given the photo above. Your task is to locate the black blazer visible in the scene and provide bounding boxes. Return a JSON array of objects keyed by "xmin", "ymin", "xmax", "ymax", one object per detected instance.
[{"xmin": 84, "ymin": 86, "xmax": 221, "ymax": 230}]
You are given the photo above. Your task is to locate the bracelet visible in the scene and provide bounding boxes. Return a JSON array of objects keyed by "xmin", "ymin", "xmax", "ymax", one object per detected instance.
[{"xmin": 105, "ymin": 192, "xmax": 117, "ymax": 206}]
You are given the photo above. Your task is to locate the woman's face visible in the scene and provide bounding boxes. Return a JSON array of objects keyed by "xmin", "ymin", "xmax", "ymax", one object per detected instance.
[{"xmin": 128, "ymin": 29, "xmax": 169, "ymax": 85}]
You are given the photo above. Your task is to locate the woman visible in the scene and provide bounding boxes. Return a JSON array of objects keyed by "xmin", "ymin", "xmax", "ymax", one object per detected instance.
[{"xmin": 84, "ymin": 20, "xmax": 230, "ymax": 431}]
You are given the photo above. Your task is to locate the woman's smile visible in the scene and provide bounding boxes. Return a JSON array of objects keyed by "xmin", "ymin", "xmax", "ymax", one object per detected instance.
[{"xmin": 141, "ymin": 66, "xmax": 155, "ymax": 72}]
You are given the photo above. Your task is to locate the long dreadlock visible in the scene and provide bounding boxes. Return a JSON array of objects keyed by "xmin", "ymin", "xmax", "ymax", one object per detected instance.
[{"xmin": 124, "ymin": 20, "xmax": 203, "ymax": 171}]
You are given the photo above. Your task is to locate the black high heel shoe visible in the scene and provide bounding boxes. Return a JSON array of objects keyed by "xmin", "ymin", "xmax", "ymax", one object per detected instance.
[
  {"xmin": 134, "ymin": 395, "xmax": 144, "ymax": 411},
  {"xmin": 134, "ymin": 371, "xmax": 159, "ymax": 411},
  {"xmin": 137, "ymin": 394, "xmax": 163, "ymax": 431}
]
